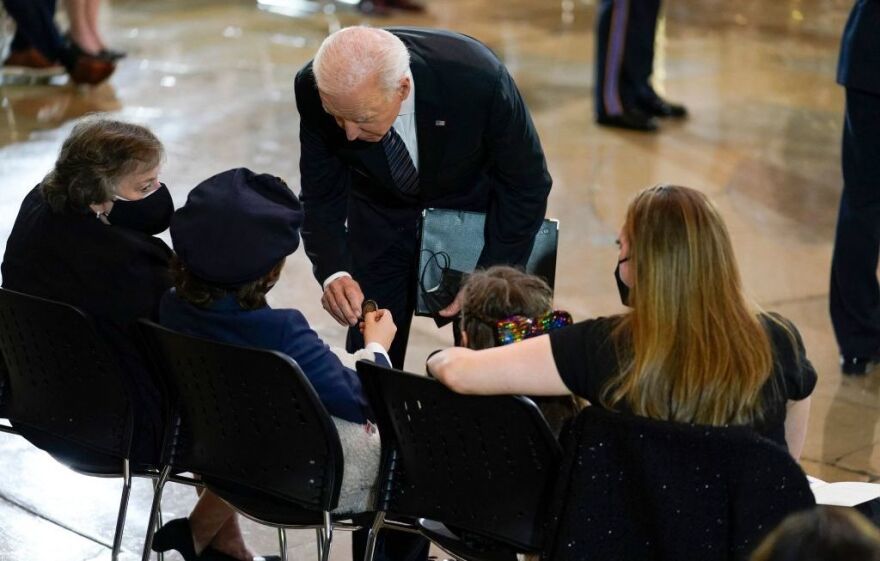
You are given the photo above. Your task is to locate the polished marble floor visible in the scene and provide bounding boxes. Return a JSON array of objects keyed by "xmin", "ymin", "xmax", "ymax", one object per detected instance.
[{"xmin": 0, "ymin": 0, "xmax": 872, "ymax": 559}]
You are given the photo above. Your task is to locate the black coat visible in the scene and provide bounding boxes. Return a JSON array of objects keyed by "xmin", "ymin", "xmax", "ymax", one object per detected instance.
[
  {"xmin": 837, "ymin": 0, "xmax": 880, "ymax": 95},
  {"xmin": 294, "ymin": 27, "xmax": 552, "ymax": 283},
  {"xmin": 1, "ymin": 186, "xmax": 172, "ymax": 462}
]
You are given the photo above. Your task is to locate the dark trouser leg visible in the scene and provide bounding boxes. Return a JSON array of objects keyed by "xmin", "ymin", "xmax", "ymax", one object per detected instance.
[
  {"xmin": 830, "ymin": 87, "xmax": 880, "ymax": 357},
  {"xmin": 595, "ymin": 0, "xmax": 658, "ymax": 117},
  {"xmin": 2, "ymin": 0, "xmax": 67, "ymax": 64},
  {"xmin": 10, "ymin": 28, "xmax": 31, "ymax": 52},
  {"xmin": 346, "ymin": 227, "xmax": 418, "ymax": 369},
  {"xmin": 633, "ymin": 0, "xmax": 662, "ymax": 102}
]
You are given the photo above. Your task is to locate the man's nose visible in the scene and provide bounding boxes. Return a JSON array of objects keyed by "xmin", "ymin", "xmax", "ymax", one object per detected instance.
[{"xmin": 343, "ymin": 122, "xmax": 361, "ymax": 141}]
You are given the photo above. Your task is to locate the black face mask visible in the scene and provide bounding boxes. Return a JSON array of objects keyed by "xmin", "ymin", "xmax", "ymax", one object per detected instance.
[
  {"xmin": 614, "ymin": 258, "xmax": 630, "ymax": 307},
  {"xmin": 108, "ymin": 184, "xmax": 174, "ymax": 235}
]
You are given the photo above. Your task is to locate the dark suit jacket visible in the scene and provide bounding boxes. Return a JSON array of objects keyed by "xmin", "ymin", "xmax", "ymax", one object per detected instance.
[
  {"xmin": 837, "ymin": 0, "xmax": 880, "ymax": 95},
  {"xmin": 294, "ymin": 27, "xmax": 552, "ymax": 284}
]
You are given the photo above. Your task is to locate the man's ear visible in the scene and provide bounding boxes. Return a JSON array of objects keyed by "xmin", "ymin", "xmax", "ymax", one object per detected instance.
[{"xmin": 398, "ymin": 75, "xmax": 411, "ymax": 101}]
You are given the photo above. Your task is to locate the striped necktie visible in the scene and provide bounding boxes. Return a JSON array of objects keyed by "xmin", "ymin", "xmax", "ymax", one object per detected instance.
[{"xmin": 381, "ymin": 127, "xmax": 419, "ymax": 195}]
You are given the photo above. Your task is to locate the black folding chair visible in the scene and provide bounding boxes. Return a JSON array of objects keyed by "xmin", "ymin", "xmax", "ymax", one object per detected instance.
[
  {"xmin": 0, "ymin": 288, "xmax": 170, "ymax": 561},
  {"xmin": 356, "ymin": 360, "xmax": 563, "ymax": 561},
  {"xmin": 543, "ymin": 407, "xmax": 816, "ymax": 561},
  {"xmin": 0, "ymin": 357, "xmax": 15, "ymax": 433},
  {"xmin": 138, "ymin": 320, "xmax": 368, "ymax": 561}
]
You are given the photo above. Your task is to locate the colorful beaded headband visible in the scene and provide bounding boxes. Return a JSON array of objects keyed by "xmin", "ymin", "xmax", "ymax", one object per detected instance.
[{"xmin": 494, "ymin": 310, "xmax": 573, "ymax": 346}]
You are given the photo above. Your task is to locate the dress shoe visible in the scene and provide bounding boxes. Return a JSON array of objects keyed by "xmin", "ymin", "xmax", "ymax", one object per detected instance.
[
  {"xmin": 596, "ymin": 108, "xmax": 658, "ymax": 132},
  {"xmin": 840, "ymin": 354, "xmax": 879, "ymax": 376},
  {"xmin": 2, "ymin": 48, "xmax": 65, "ymax": 77},
  {"xmin": 153, "ymin": 518, "xmax": 199, "ymax": 560},
  {"xmin": 358, "ymin": 0, "xmax": 392, "ymax": 16},
  {"xmin": 99, "ymin": 48, "xmax": 127, "ymax": 61},
  {"xmin": 203, "ymin": 548, "xmax": 281, "ymax": 561},
  {"xmin": 639, "ymin": 96, "xmax": 688, "ymax": 118},
  {"xmin": 67, "ymin": 53, "xmax": 116, "ymax": 85},
  {"xmin": 388, "ymin": 0, "xmax": 426, "ymax": 11}
]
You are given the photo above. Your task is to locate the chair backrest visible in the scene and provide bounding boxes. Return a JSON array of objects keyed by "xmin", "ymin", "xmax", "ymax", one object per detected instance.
[
  {"xmin": 356, "ymin": 360, "xmax": 562, "ymax": 551},
  {"xmin": 138, "ymin": 320, "xmax": 344, "ymax": 512},
  {"xmin": 0, "ymin": 288, "xmax": 133, "ymax": 459},
  {"xmin": 544, "ymin": 407, "xmax": 816, "ymax": 561}
]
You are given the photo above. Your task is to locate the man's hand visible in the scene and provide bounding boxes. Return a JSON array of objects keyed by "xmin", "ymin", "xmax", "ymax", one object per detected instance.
[
  {"xmin": 322, "ymin": 276, "xmax": 364, "ymax": 326},
  {"xmin": 438, "ymin": 289, "xmax": 464, "ymax": 317}
]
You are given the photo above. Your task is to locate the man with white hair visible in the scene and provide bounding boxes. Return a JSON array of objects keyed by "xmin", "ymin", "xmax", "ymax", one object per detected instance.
[{"xmin": 295, "ymin": 26, "xmax": 552, "ymax": 369}]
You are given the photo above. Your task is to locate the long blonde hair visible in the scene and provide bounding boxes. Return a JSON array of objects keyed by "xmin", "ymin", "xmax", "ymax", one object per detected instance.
[{"xmin": 602, "ymin": 185, "xmax": 774, "ymax": 426}]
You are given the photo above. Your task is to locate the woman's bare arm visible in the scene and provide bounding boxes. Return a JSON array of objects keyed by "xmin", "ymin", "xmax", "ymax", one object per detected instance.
[
  {"xmin": 784, "ymin": 396, "xmax": 811, "ymax": 460},
  {"xmin": 426, "ymin": 334, "xmax": 570, "ymax": 396}
]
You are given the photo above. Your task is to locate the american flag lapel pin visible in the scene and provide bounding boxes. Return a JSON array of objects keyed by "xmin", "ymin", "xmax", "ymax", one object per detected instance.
[{"xmin": 435, "ymin": 120, "xmax": 446, "ymax": 126}]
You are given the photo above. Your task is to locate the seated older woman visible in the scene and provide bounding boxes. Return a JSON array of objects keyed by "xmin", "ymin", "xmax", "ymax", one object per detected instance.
[
  {"xmin": 153, "ymin": 168, "xmax": 394, "ymax": 561},
  {"xmin": 1, "ymin": 117, "xmax": 173, "ymax": 464},
  {"xmin": 429, "ymin": 184, "xmax": 815, "ymax": 459}
]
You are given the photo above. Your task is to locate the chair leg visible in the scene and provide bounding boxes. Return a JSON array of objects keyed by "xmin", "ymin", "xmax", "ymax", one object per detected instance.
[
  {"xmin": 112, "ymin": 459, "xmax": 132, "ymax": 561},
  {"xmin": 155, "ymin": 491, "xmax": 165, "ymax": 561},
  {"xmin": 363, "ymin": 511, "xmax": 386, "ymax": 561},
  {"xmin": 315, "ymin": 528, "xmax": 324, "ymax": 561},
  {"xmin": 277, "ymin": 527, "xmax": 288, "ymax": 561},
  {"xmin": 142, "ymin": 465, "xmax": 171, "ymax": 561},
  {"xmin": 320, "ymin": 511, "xmax": 333, "ymax": 561}
]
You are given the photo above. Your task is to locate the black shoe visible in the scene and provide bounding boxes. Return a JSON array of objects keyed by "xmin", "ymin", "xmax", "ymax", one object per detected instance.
[
  {"xmin": 639, "ymin": 96, "xmax": 688, "ymax": 119},
  {"xmin": 358, "ymin": 0, "xmax": 392, "ymax": 15},
  {"xmin": 841, "ymin": 355, "xmax": 879, "ymax": 376},
  {"xmin": 152, "ymin": 518, "xmax": 198, "ymax": 560},
  {"xmin": 98, "ymin": 48, "xmax": 127, "ymax": 61},
  {"xmin": 596, "ymin": 109, "xmax": 658, "ymax": 132},
  {"xmin": 202, "ymin": 549, "xmax": 281, "ymax": 561}
]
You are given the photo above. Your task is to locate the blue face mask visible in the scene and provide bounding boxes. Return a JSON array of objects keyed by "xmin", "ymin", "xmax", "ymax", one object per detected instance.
[
  {"xmin": 614, "ymin": 258, "xmax": 630, "ymax": 307},
  {"xmin": 108, "ymin": 183, "xmax": 173, "ymax": 235}
]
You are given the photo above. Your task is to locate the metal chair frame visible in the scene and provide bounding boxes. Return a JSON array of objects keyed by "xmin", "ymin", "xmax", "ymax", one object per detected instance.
[
  {"xmin": 356, "ymin": 360, "xmax": 562, "ymax": 561},
  {"xmin": 0, "ymin": 288, "xmax": 185, "ymax": 560},
  {"xmin": 138, "ymin": 320, "xmax": 370, "ymax": 561}
]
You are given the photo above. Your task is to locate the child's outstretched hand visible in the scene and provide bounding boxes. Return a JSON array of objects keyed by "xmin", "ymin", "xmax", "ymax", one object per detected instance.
[{"xmin": 362, "ymin": 309, "xmax": 397, "ymax": 351}]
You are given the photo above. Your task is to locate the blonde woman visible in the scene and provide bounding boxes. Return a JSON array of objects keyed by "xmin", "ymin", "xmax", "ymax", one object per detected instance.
[{"xmin": 428, "ymin": 184, "xmax": 815, "ymax": 458}]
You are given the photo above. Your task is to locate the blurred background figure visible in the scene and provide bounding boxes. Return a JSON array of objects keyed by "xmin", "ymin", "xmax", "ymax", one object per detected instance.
[
  {"xmin": 356, "ymin": 0, "xmax": 425, "ymax": 16},
  {"xmin": 829, "ymin": 0, "xmax": 880, "ymax": 376},
  {"xmin": 594, "ymin": 0, "xmax": 687, "ymax": 132},
  {"xmin": 1, "ymin": 0, "xmax": 117, "ymax": 85},
  {"xmin": 63, "ymin": 0, "xmax": 125, "ymax": 61}
]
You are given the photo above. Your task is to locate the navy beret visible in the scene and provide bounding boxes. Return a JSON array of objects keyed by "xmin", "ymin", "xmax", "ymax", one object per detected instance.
[{"xmin": 171, "ymin": 168, "xmax": 302, "ymax": 286}]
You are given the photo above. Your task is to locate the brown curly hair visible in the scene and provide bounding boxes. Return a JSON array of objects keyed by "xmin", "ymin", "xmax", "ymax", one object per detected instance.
[
  {"xmin": 170, "ymin": 256, "xmax": 285, "ymax": 310},
  {"xmin": 460, "ymin": 266, "xmax": 554, "ymax": 351},
  {"xmin": 40, "ymin": 118, "xmax": 164, "ymax": 213},
  {"xmin": 459, "ymin": 266, "xmax": 583, "ymax": 436}
]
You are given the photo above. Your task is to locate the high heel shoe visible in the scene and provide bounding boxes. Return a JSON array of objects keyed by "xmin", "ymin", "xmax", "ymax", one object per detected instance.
[
  {"xmin": 154, "ymin": 519, "xmax": 281, "ymax": 561},
  {"xmin": 200, "ymin": 548, "xmax": 281, "ymax": 561},
  {"xmin": 152, "ymin": 517, "xmax": 199, "ymax": 560},
  {"xmin": 99, "ymin": 48, "xmax": 127, "ymax": 61}
]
